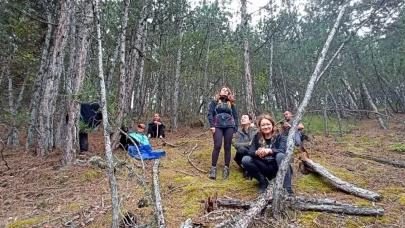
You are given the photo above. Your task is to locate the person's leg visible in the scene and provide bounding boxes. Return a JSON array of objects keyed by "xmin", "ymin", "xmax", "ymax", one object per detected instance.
[
  {"xmin": 147, "ymin": 124, "xmax": 153, "ymax": 138},
  {"xmin": 295, "ymin": 131, "xmax": 303, "ymax": 147},
  {"xmin": 210, "ymin": 128, "xmax": 224, "ymax": 179},
  {"xmin": 242, "ymin": 156, "xmax": 269, "ymax": 193},
  {"xmin": 222, "ymin": 127, "xmax": 234, "ymax": 179},
  {"xmin": 79, "ymin": 133, "xmax": 88, "ymax": 152},
  {"xmin": 234, "ymin": 147, "xmax": 250, "ymax": 179},
  {"xmin": 275, "ymin": 152, "xmax": 293, "ymax": 194},
  {"xmin": 158, "ymin": 125, "xmax": 165, "ymax": 138}
]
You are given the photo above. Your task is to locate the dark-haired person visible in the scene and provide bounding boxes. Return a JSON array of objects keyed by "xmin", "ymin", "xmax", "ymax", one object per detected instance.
[
  {"xmin": 233, "ymin": 114, "xmax": 257, "ymax": 179},
  {"xmin": 207, "ymin": 86, "xmax": 239, "ymax": 180},
  {"xmin": 242, "ymin": 114, "xmax": 293, "ymax": 195},
  {"xmin": 147, "ymin": 113, "xmax": 166, "ymax": 139},
  {"xmin": 281, "ymin": 111, "xmax": 304, "ymax": 147}
]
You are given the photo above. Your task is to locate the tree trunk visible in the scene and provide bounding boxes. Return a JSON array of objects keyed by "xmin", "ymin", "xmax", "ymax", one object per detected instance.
[
  {"xmin": 7, "ymin": 66, "xmax": 19, "ymax": 146},
  {"xmin": 241, "ymin": 0, "xmax": 255, "ymax": 118},
  {"xmin": 301, "ymin": 157, "xmax": 381, "ymax": 201},
  {"xmin": 26, "ymin": 8, "xmax": 53, "ymax": 150},
  {"xmin": 272, "ymin": 3, "xmax": 349, "ymax": 219},
  {"xmin": 94, "ymin": 0, "xmax": 119, "ymax": 226},
  {"xmin": 63, "ymin": 0, "xmax": 93, "ymax": 165},
  {"xmin": 267, "ymin": 36, "xmax": 276, "ymax": 117},
  {"xmin": 340, "ymin": 75, "xmax": 359, "ymax": 110},
  {"xmin": 343, "ymin": 151, "xmax": 405, "ymax": 168},
  {"xmin": 322, "ymin": 93, "xmax": 329, "ymax": 137},
  {"xmin": 327, "ymin": 88, "xmax": 344, "ymax": 136},
  {"xmin": 360, "ymin": 78, "xmax": 387, "ymax": 129},
  {"xmin": 37, "ymin": 0, "xmax": 72, "ymax": 155},
  {"xmin": 171, "ymin": 19, "xmax": 185, "ymax": 131},
  {"xmin": 110, "ymin": 0, "xmax": 131, "ymax": 150}
]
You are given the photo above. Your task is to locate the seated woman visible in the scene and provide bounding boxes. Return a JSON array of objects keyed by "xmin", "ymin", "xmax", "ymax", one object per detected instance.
[
  {"xmin": 147, "ymin": 113, "xmax": 166, "ymax": 139},
  {"xmin": 127, "ymin": 123, "xmax": 165, "ymax": 160},
  {"xmin": 241, "ymin": 114, "xmax": 293, "ymax": 195}
]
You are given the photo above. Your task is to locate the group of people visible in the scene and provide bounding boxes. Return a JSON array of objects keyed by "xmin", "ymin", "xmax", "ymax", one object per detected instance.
[{"xmin": 207, "ymin": 86, "xmax": 305, "ymax": 195}]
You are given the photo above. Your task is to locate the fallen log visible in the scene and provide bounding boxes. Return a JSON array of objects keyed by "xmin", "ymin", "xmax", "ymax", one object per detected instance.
[
  {"xmin": 301, "ymin": 158, "xmax": 381, "ymax": 201},
  {"xmin": 180, "ymin": 218, "xmax": 193, "ymax": 228},
  {"xmin": 153, "ymin": 159, "xmax": 165, "ymax": 228},
  {"xmin": 216, "ymin": 197, "xmax": 253, "ymax": 210},
  {"xmin": 344, "ymin": 151, "xmax": 405, "ymax": 168}
]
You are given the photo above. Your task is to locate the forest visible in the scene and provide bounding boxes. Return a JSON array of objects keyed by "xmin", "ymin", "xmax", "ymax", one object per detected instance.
[{"xmin": 1, "ymin": 0, "xmax": 405, "ymax": 227}]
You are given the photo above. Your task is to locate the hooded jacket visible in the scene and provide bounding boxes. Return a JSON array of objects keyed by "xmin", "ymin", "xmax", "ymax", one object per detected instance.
[{"xmin": 207, "ymin": 97, "xmax": 238, "ymax": 132}]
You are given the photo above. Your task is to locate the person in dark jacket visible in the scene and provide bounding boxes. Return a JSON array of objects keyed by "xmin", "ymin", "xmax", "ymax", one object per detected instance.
[
  {"xmin": 207, "ymin": 86, "xmax": 239, "ymax": 180},
  {"xmin": 233, "ymin": 114, "xmax": 257, "ymax": 179},
  {"xmin": 281, "ymin": 110, "xmax": 304, "ymax": 146},
  {"xmin": 242, "ymin": 114, "xmax": 293, "ymax": 195},
  {"xmin": 147, "ymin": 113, "xmax": 165, "ymax": 139}
]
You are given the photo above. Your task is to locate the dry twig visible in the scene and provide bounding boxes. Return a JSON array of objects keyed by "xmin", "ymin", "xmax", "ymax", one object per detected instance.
[{"xmin": 186, "ymin": 144, "xmax": 208, "ymax": 173}]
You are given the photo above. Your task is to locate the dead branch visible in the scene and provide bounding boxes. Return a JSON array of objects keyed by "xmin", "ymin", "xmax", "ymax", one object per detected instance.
[
  {"xmin": 0, "ymin": 139, "xmax": 10, "ymax": 170},
  {"xmin": 153, "ymin": 159, "xmax": 165, "ymax": 228},
  {"xmin": 216, "ymin": 197, "xmax": 253, "ymax": 210},
  {"xmin": 344, "ymin": 151, "xmax": 405, "ymax": 168},
  {"xmin": 187, "ymin": 143, "xmax": 208, "ymax": 173},
  {"xmin": 301, "ymin": 158, "xmax": 381, "ymax": 201},
  {"xmin": 160, "ymin": 138, "xmax": 178, "ymax": 147}
]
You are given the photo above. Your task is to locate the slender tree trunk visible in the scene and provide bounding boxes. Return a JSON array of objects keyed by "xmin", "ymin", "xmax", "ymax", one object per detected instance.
[
  {"xmin": 26, "ymin": 8, "xmax": 53, "ymax": 150},
  {"xmin": 110, "ymin": 0, "xmax": 131, "ymax": 150},
  {"xmin": 6, "ymin": 67, "xmax": 19, "ymax": 146},
  {"xmin": 328, "ymin": 88, "xmax": 344, "ymax": 136},
  {"xmin": 272, "ymin": 2, "xmax": 349, "ymax": 219},
  {"xmin": 322, "ymin": 93, "xmax": 329, "ymax": 137},
  {"xmin": 241, "ymin": 0, "xmax": 255, "ymax": 117},
  {"xmin": 267, "ymin": 36, "xmax": 276, "ymax": 117},
  {"xmin": 340, "ymin": 75, "xmax": 359, "ymax": 110},
  {"xmin": 37, "ymin": 0, "xmax": 72, "ymax": 155},
  {"xmin": 171, "ymin": 18, "xmax": 185, "ymax": 131},
  {"xmin": 94, "ymin": 0, "xmax": 119, "ymax": 226},
  {"xmin": 134, "ymin": 23, "xmax": 148, "ymax": 120}
]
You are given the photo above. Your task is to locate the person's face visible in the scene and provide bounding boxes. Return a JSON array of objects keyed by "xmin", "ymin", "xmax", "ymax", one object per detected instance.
[
  {"xmin": 137, "ymin": 124, "xmax": 145, "ymax": 133},
  {"xmin": 240, "ymin": 115, "xmax": 251, "ymax": 125},
  {"xmin": 284, "ymin": 112, "xmax": 293, "ymax": 120},
  {"xmin": 259, "ymin": 119, "xmax": 273, "ymax": 134},
  {"xmin": 219, "ymin": 87, "xmax": 229, "ymax": 96},
  {"xmin": 154, "ymin": 114, "xmax": 160, "ymax": 120}
]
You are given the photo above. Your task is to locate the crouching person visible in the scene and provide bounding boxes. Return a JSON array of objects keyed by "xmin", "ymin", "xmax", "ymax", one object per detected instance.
[
  {"xmin": 242, "ymin": 114, "xmax": 293, "ymax": 195},
  {"xmin": 233, "ymin": 114, "xmax": 257, "ymax": 179},
  {"xmin": 127, "ymin": 123, "xmax": 165, "ymax": 160}
]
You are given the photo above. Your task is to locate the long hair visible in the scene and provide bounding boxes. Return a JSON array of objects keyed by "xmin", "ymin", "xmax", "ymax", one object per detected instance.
[
  {"xmin": 256, "ymin": 114, "xmax": 276, "ymax": 147},
  {"xmin": 215, "ymin": 86, "xmax": 235, "ymax": 105}
]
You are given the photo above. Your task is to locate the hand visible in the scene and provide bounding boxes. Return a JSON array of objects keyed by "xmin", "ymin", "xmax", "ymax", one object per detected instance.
[
  {"xmin": 283, "ymin": 122, "xmax": 291, "ymax": 128},
  {"xmin": 210, "ymin": 128, "xmax": 215, "ymax": 135},
  {"xmin": 233, "ymin": 133, "xmax": 236, "ymax": 138},
  {"xmin": 154, "ymin": 121, "xmax": 161, "ymax": 125}
]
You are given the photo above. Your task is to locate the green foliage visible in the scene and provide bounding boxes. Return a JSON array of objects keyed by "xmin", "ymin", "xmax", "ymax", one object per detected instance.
[
  {"xmin": 301, "ymin": 115, "xmax": 356, "ymax": 135},
  {"xmin": 296, "ymin": 173, "xmax": 335, "ymax": 193},
  {"xmin": 7, "ymin": 217, "xmax": 46, "ymax": 228},
  {"xmin": 388, "ymin": 143, "xmax": 405, "ymax": 152},
  {"xmin": 79, "ymin": 120, "xmax": 93, "ymax": 133}
]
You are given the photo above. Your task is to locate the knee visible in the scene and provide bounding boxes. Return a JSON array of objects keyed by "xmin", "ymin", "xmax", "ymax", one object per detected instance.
[
  {"xmin": 241, "ymin": 156, "xmax": 252, "ymax": 165},
  {"xmin": 275, "ymin": 153, "xmax": 285, "ymax": 163}
]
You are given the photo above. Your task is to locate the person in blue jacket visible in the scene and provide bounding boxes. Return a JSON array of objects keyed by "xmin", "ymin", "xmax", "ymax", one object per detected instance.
[
  {"xmin": 127, "ymin": 123, "xmax": 165, "ymax": 160},
  {"xmin": 242, "ymin": 114, "xmax": 293, "ymax": 195},
  {"xmin": 207, "ymin": 86, "xmax": 239, "ymax": 180}
]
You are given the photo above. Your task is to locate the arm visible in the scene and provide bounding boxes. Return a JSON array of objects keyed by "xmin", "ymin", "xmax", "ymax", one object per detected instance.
[
  {"xmin": 233, "ymin": 132, "xmax": 250, "ymax": 149},
  {"xmin": 248, "ymin": 134, "xmax": 259, "ymax": 157},
  {"xmin": 207, "ymin": 100, "xmax": 216, "ymax": 128},
  {"xmin": 231, "ymin": 104, "xmax": 238, "ymax": 133},
  {"xmin": 271, "ymin": 133, "xmax": 286, "ymax": 154}
]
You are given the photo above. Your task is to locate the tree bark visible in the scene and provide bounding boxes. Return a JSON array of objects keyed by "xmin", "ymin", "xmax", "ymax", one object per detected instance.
[
  {"xmin": 301, "ymin": 157, "xmax": 381, "ymax": 201},
  {"xmin": 153, "ymin": 159, "xmax": 166, "ymax": 228},
  {"xmin": 344, "ymin": 151, "xmax": 405, "ymax": 168},
  {"xmin": 63, "ymin": 0, "xmax": 94, "ymax": 165},
  {"xmin": 340, "ymin": 76, "xmax": 359, "ymax": 110},
  {"xmin": 241, "ymin": 0, "xmax": 255, "ymax": 118},
  {"xmin": 272, "ymin": 3, "xmax": 349, "ymax": 219},
  {"xmin": 26, "ymin": 7, "xmax": 53, "ymax": 150},
  {"xmin": 6, "ymin": 66, "xmax": 19, "ymax": 146},
  {"xmin": 37, "ymin": 0, "xmax": 72, "ymax": 155},
  {"xmin": 94, "ymin": 0, "xmax": 119, "ymax": 226}
]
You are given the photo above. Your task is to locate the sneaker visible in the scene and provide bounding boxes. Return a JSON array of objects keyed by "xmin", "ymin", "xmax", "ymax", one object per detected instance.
[
  {"xmin": 222, "ymin": 166, "xmax": 229, "ymax": 179},
  {"xmin": 258, "ymin": 181, "xmax": 269, "ymax": 194},
  {"xmin": 209, "ymin": 166, "xmax": 216, "ymax": 179},
  {"xmin": 243, "ymin": 170, "xmax": 250, "ymax": 180},
  {"xmin": 147, "ymin": 134, "xmax": 151, "ymax": 139},
  {"xmin": 159, "ymin": 135, "xmax": 163, "ymax": 139}
]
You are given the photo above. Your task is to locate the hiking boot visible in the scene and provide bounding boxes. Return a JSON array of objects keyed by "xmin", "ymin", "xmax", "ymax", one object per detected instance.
[
  {"xmin": 286, "ymin": 187, "xmax": 294, "ymax": 196},
  {"xmin": 258, "ymin": 174, "xmax": 269, "ymax": 194},
  {"xmin": 243, "ymin": 170, "xmax": 250, "ymax": 180},
  {"xmin": 209, "ymin": 166, "xmax": 217, "ymax": 179},
  {"xmin": 222, "ymin": 166, "xmax": 229, "ymax": 179}
]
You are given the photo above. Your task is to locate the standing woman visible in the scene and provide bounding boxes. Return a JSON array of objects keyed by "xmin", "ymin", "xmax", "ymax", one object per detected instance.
[{"xmin": 207, "ymin": 86, "xmax": 239, "ymax": 179}]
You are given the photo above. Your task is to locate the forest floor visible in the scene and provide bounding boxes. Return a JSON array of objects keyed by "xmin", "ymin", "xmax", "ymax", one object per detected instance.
[{"xmin": 1, "ymin": 114, "xmax": 405, "ymax": 228}]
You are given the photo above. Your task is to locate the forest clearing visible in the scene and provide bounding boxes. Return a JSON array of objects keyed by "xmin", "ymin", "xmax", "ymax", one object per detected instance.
[{"xmin": 1, "ymin": 115, "xmax": 405, "ymax": 227}]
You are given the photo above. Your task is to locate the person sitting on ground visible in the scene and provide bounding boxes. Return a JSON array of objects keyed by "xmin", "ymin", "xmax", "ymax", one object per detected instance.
[
  {"xmin": 281, "ymin": 111, "xmax": 305, "ymax": 147},
  {"xmin": 147, "ymin": 113, "xmax": 166, "ymax": 139},
  {"xmin": 127, "ymin": 123, "xmax": 166, "ymax": 160},
  {"xmin": 242, "ymin": 114, "xmax": 293, "ymax": 195},
  {"xmin": 233, "ymin": 114, "xmax": 257, "ymax": 179}
]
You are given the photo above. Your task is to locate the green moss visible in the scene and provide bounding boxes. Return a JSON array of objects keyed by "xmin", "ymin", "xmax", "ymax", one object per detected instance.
[
  {"xmin": 8, "ymin": 217, "xmax": 47, "ymax": 228},
  {"xmin": 354, "ymin": 199, "xmax": 372, "ymax": 207},
  {"xmin": 296, "ymin": 174, "xmax": 335, "ymax": 193},
  {"xmin": 326, "ymin": 167, "xmax": 368, "ymax": 188},
  {"xmin": 344, "ymin": 145, "xmax": 366, "ymax": 153},
  {"xmin": 64, "ymin": 202, "xmax": 81, "ymax": 212},
  {"xmin": 377, "ymin": 186, "xmax": 405, "ymax": 199},
  {"xmin": 81, "ymin": 170, "xmax": 102, "ymax": 181},
  {"xmin": 360, "ymin": 136, "xmax": 370, "ymax": 144},
  {"xmin": 398, "ymin": 194, "xmax": 405, "ymax": 208},
  {"xmin": 298, "ymin": 212, "xmax": 322, "ymax": 227},
  {"xmin": 388, "ymin": 143, "xmax": 405, "ymax": 152}
]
